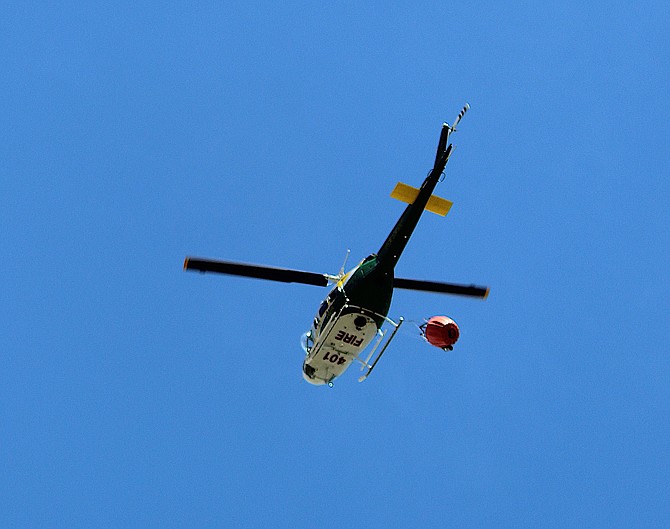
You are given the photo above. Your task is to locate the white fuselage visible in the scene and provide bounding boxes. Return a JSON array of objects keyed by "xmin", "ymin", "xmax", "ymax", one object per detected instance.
[{"xmin": 302, "ymin": 305, "xmax": 379, "ymax": 385}]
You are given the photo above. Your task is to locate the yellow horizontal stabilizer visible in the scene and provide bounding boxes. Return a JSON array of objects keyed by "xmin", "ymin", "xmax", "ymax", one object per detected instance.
[{"xmin": 390, "ymin": 182, "xmax": 453, "ymax": 216}]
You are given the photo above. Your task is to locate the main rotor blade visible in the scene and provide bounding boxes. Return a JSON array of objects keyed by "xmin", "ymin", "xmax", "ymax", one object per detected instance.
[
  {"xmin": 184, "ymin": 257, "xmax": 330, "ymax": 287},
  {"xmin": 394, "ymin": 277, "xmax": 489, "ymax": 299}
]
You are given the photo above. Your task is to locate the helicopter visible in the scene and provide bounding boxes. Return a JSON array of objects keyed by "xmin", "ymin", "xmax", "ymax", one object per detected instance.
[{"xmin": 184, "ymin": 104, "xmax": 489, "ymax": 386}]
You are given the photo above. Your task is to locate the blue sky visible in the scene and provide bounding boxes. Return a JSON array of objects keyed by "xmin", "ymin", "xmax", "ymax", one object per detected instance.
[{"xmin": 2, "ymin": 2, "xmax": 669, "ymax": 527}]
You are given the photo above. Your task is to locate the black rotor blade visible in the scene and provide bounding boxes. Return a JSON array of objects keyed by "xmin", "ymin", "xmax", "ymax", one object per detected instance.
[
  {"xmin": 184, "ymin": 257, "xmax": 330, "ymax": 287},
  {"xmin": 394, "ymin": 277, "xmax": 489, "ymax": 299}
]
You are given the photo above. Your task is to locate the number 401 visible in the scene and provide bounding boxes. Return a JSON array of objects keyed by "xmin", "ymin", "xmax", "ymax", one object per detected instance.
[{"xmin": 322, "ymin": 352, "xmax": 347, "ymax": 365}]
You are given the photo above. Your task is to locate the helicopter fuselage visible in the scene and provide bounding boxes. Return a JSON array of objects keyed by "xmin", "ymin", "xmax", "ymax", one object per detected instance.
[
  {"xmin": 301, "ymin": 255, "xmax": 393, "ymax": 385},
  {"xmin": 298, "ymin": 138, "xmax": 456, "ymax": 385}
]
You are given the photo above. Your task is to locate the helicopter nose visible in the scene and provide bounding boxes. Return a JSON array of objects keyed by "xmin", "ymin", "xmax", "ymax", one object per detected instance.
[
  {"xmin": 303, "ymin": 363, "xmax": 316, "ymax": 379},
  {"xmin": 302, "ymin": 363, "xmax": 327, "ymax": 385}
]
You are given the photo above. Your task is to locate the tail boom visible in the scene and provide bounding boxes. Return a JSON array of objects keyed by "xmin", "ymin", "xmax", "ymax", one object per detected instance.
[{"xmin": 377, "ymin": 135, "xmax": 453, "ymax": 268}]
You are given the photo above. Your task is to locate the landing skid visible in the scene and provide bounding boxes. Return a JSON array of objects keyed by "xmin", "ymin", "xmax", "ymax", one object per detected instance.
[{"xmin": 356, "ymin": 316, "xmax": 404, "ymax": 382}]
